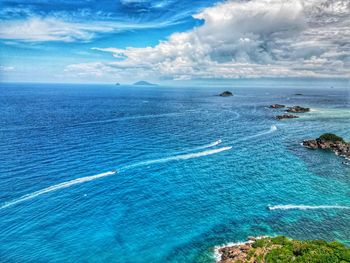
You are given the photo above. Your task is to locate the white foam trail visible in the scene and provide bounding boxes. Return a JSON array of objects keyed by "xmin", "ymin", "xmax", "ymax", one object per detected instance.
[
  {"xmin": 245, "ymin": 125, "xmax": 277, "ymax": 139},
  {"xmin": 121, "ymin": 146, "xmax": 232, "ymax": 170},
  {"xmin": 194, "ymin": 139, "xmax": 222, "ymax": 150},
  {"xmin": 233, "ymin": 125, "xmax": 277, "ymax": 144},
  {"xmin": 169, "ymin": 139, "xmax": 223, "ymax": 156},
  {"xmin": 268, "ymin": 204, "xmax": 350, "ymax": 211},
  {"xmin": 0, "ymin": 171, "xmax": 116, "ymax": 209}
]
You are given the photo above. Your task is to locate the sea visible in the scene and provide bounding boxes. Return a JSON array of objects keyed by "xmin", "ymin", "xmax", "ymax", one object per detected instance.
[{"xmin": 0, "ymin": 80, "xmax": 349, "ymax": 262}]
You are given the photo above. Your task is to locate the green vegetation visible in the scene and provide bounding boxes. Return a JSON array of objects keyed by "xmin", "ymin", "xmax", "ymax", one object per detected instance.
[
  {"xmin": 250, "ymin": 236, "xmax": 350, "ymax": 263},
  {"xmin": 319, "ymin": 133, "xmax": 345, "ymax": 143}
]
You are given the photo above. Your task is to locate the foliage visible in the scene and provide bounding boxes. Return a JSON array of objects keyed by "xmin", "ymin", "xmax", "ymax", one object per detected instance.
[
  {"xmin": 251, "ymin": 237, "xmax": 350, "ymax": 263},
  {"xmin": 319, "ymin": 133, "xmax": 345, "ymax": 143}
]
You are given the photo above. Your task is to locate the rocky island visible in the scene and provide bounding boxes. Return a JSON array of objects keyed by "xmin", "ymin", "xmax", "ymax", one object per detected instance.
[
  {"xmin": 215, "ymin": 236, "xmax": 350, "ymax": 263},
  {"xmin": 133, "ymin": 80, "xmax": 157, "ymax": 86},
  {"xmin": 286, "ymin": 105, "xmax": 310, "ymax": 113},
  {"xmin": 275, "ymin": 114, "xmax": 299, "ymax": 120},
  {"xmin": 303, "ymin": 133, "xmax": 350, "ymax": 160},
  {"xmin": 269, "ymin": 104, "xmax": 285, "ymax": 109},
  {"xmin": 269, "ymin": 104, "xmax": 309, "ymax": 120},
  {"xmin": 219, "ymin": 91, "xmax": 233, "ymax": 97}
]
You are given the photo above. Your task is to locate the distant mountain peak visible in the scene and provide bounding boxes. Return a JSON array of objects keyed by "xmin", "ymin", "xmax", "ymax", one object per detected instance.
[{"xmin": 133, "ymin": 81, "xmax": 157, "ymax": 86}]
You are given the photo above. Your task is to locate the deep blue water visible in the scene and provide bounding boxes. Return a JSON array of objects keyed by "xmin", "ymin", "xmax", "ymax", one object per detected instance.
[{"xmin": 0, "ymin": 82, "xmax": 349, "ymax": 262}]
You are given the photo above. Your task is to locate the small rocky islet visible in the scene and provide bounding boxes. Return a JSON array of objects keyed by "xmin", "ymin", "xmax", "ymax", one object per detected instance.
[
  {"xmin": 286, "ymin": 105, "xmax": 310, "ymax": 113},
  {"xmin": 275, "ymin": 114, "xmax": 299, "ymax": 120},
  {"xmin": 216, "ymin": 236, "xmax": 350, "ymax": 263},
  {"xmin": 303, "ymin": 133, "xmax": 350, "ymax": 160},
  {"xmin": 269, "ymin": 104, "xmax": 309, "ymax": 120},
  {"xmin": 219, "ymin": 91, "xmax": 233, "ymax": 97}
]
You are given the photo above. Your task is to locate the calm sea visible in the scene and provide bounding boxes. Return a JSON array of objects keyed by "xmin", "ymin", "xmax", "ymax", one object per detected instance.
[{"xmin": 0, "ymin": 81, "xmax": 349, "ymax": 262}]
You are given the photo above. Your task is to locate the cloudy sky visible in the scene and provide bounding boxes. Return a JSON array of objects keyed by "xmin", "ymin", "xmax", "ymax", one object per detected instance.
[{"xmin": 0, "ymin": 0, "xmax": 349, "ymax": 84}]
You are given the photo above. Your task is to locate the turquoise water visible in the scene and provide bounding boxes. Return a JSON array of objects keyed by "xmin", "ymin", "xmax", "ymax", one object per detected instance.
[{"xmin": 0, "ymin": 82, "xmax": 349, "ymax": 262}]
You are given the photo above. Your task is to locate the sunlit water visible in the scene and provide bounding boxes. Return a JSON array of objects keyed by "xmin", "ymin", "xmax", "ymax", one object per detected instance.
[{"xmin": 0, "ymin": 82, "xmax": 349, "ymax": 262}]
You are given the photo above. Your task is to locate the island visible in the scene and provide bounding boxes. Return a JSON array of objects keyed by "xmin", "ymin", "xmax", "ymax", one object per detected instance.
[
  {"xmin": 302, "ymin": 133, "xmax": 350, "ymax": 160},
  {"xmin": 275, "ymin": 114, "xmax": 299, "ymax": 120},
  {"xmin": 269, "ymin": 104, "xmax": 285, "ymax": 109},
  {"xmin": 286, "ymin": 105, "xmax": 310, "ymax": 113},
  {"xmin": 219, "ymin": 91, "xmax": 233, "ymax": 97},
  {"xmin": 133, "ymin": 81, "xmax": 157, "ymax": 86},
  {"xmin": 216, "ymin": 236, "xmax": 350, "ymax": 263},
  {"xmin": 269, "ymin": 104, "xmax": 308, "ymax": 120}
]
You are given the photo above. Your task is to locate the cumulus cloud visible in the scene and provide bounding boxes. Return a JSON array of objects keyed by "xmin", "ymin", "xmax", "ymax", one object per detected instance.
[{"xmin": 67, "ymin": 0, "xmax": 350, "ymax": 79}]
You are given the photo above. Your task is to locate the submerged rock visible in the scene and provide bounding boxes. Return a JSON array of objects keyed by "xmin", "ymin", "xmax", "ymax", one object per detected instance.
[
  {"xmin": 286, "ymin": 105, "xmax": 310, "ymax": 113},
  {"xmin": 303, "ymin": 133, "xmax": 350, "ymax": 159},
  {"xmin": 275, "ymin": 114, "xmax": 299, "ymax": 120},
  {"xmin": 219, "ymin": 91, "xmax": 233, "ymax": 97},
  {"xmin": 269, "ymin": 104, "xmax": 285, "ymax": 108}
]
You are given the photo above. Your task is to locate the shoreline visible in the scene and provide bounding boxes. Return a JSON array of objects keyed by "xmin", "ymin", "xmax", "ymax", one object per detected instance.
[
  {"xmin": 213, "ymin": 236, "xmax": 350, "ymax": 263},
  {"xmin": 214, "ymin": 236, "xmax": 268, "ymax": 262}
]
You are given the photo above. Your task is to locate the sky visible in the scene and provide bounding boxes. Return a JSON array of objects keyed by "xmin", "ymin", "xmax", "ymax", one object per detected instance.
[{"xmin": 0, "ymin": 0, "xmax": 349, "ymax": 84}]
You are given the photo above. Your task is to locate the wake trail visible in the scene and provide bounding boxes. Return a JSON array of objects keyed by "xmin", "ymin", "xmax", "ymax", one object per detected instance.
[
  {"xmin": 232, "ymin": 125, "xmax": 277, "ymax": 144},
  {"xmin": 174, "ymin": 139, "xmax": 222, "ymax": 155},
  {"xmin": 0, "ymin": 171, "xmax": 116, "ymax": 209},
  {"xmin": 0, "ymin": 146, "xmax": 231, "ymax": 209},
  {"xmin": 120, "ymin": 146, "xmax": 232, "ymax": 171},
  {"xmin": 268, "ymin": 204, "xmax": 350, "ymax": 211},
  {"xmin": 0, "ymin": 125, "xmax": 277, "ymax": 209}
]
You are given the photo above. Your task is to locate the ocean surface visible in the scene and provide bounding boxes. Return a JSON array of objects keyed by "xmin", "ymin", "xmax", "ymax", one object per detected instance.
[{"xmin": 0, "ymin": 81, "xmax": 349, "ymax": 262}]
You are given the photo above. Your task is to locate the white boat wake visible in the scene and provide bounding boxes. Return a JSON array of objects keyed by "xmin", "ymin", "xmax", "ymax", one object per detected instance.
[
  {"xmin": 1, "ymin": 125, "xmax": 278, "ymax": 209},
  {"xmin": 268, "ymin": 204, "xmax": 350, "ymax": 211},
  {"xmin": 0, "ymin": 171, "xmax": 116, "ymax": 209},
  {"xmin": 0, "ymin": 146, "xmax": 232, "ymax": 209},
  {"xmin": 120, "ymin": 146, "xmax": 232, "ymax": 171}
]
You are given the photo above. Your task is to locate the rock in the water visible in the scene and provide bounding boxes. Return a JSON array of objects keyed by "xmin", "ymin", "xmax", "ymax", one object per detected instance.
[
  {"xmin": 294, "ymin": 93, "xmax": 303, "ymax": 96},
  {"xmin": 286, "ymin": 105, "xmax": 310, "ymax": 113},
  {"xmin": 219, "ymin": 91, "xmax": 233, "ymax": 97},
  {"xmin": 269, "ymin": 104, "xmax": 285, "ymax": 108},
  {"xmin": 303, "ymin": 133, "xmax": 350, "ymax": 159},
  {"xmin": 133, "ymin": 80, "xmax": 157, "ymax": 86},
  {"xmin": 275, "ymin": 114, "xmax": 299, "ymax": 120}
]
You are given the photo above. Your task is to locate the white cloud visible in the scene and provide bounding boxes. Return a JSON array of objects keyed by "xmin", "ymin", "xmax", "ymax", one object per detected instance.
[
  {"xmin": 0, "ymin": 66, "xmax": 15, "ymax": 72},
  {"xmin": 0, "ymin": 14, "xmax": 185, "ymax": 42},
  {"xmin": 0, "ymin": 18, "xmax": 111, "ymax": 42},
  {"xmin": 67, "ymin": 0, "xmax": 350, "ymax": 79}
]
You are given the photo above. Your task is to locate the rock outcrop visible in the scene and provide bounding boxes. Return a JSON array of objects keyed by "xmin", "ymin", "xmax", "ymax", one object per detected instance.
[
  {"xmin": 269, "ymin": 104, "xmax": 285, "ymax": 108},
  {"xmin": 286, "ymin": 105, "xmax": 310, "ymax": 113},
  {"xmin": 275, "ymin": 114, "xmax": 299, "ymax": 120},
  {"xmin": 219, "ymin": 91, "xmax": 233, "ymax": 97},
  {"xmin": 303, "ymin": 133, "xmax": 350, "ymax": 159},
  {"xmin": 216, "ymin": 236, "xmax": 350, "ymax": 263}
]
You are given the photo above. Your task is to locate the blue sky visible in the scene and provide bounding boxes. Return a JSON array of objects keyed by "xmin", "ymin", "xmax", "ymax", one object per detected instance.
[{"xmin": 0, "ymin": 0, "xmax": 349, "ymax": 84}]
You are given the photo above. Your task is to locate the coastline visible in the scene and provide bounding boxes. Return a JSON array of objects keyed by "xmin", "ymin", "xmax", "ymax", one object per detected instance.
[
  {"xmin": 214, "ymin": 236, "xmax": 268, "ymax": 262},
  {"xmin": 213, "ymin": 236, "xmax": 350, "ymax": 263}
]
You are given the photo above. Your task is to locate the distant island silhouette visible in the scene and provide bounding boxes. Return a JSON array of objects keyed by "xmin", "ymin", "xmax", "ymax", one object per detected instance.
[{"xmin": 133, "ymin": 81, "xmax": 157, "ymax": 86}]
